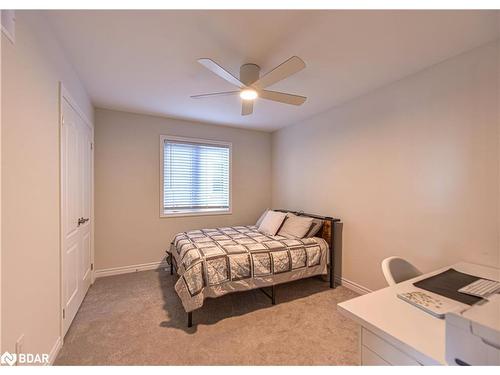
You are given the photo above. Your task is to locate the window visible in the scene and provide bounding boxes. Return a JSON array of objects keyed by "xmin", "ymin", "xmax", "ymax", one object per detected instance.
[{"xmin": 160, "ymin": 136, "xmax": 231, "ymax": 217}]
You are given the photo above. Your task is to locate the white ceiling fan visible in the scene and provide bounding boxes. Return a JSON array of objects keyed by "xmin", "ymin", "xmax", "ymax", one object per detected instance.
[{"xmin": 191, "ymin": 56, "xmax": 307, "ymax": 116}]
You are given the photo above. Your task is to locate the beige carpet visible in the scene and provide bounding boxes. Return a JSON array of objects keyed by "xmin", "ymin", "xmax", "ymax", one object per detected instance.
[{"xmin": 55, "ymin": 269, "xmax": 360, "ymax": 365}]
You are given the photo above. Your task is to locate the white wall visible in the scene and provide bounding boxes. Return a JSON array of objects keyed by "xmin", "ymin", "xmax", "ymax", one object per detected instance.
[
  {"xmin": 0, "ymin": 11, "xmax": 3, "ymax": 354},
  {"xmin": 272, "ymin": 41, "xmax": 500, "ymax": 291},
  {"xmin": 94, "ymin": 108, "xmax": 271, "ymax": 271},
  {"xmin": 1, "ymin": 11, "xmax": 93, "ymax": 358}
]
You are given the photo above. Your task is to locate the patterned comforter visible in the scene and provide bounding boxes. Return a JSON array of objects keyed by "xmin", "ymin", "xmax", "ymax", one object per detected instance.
[{"xmin": 168, "ymin": 225, "xmax": 329, "ymax": 312}]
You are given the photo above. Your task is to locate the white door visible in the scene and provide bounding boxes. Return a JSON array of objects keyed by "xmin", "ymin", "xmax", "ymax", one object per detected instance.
[{"xmin": 61, "ymin": 95, "xmax": 92, "ymax": 336}]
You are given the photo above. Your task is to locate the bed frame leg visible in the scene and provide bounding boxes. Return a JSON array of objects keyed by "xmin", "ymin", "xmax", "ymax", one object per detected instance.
[
  {"xmin": 187, "ymin": 312, "xmax": 192, "ymax": 327},
  {"xmin": 271, "ymin": 285, "xmax": 276, "ymax": 305},
  {"xmin": 330, "ymin": 264, "xmax": 334, "ymax": 289},
  {"xmin": 327, "ymin": 217, "xmax": 336, "ymax": 289}
]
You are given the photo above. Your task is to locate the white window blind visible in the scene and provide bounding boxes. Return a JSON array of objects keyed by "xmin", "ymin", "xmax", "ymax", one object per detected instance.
[{"xmin": 162, "ymin": 137, "xmax": 230, "ymax": 215}]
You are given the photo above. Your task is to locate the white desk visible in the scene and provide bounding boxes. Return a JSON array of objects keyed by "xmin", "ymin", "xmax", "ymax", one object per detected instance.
[{"xmin": 337, "ymin": 262, "xmax": 500, "ymax": 365}]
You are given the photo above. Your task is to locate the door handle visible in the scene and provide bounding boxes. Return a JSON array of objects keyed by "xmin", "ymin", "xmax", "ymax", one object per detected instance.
[{"xmin": 78, "ymin": 217, "xmax": 90, "ymax": 226}]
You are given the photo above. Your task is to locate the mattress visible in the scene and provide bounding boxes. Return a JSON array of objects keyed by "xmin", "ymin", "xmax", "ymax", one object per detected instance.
[{"xmin": 168, "ymin": 225, "xmax": 329, "ymax": 312}]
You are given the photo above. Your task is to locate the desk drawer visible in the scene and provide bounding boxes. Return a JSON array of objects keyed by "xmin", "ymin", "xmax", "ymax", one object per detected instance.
[
  {"xmin": 362, "ymin": 328, "xmax": 421, "ymax": 366},
  {"xmin": 361, "ymin": 346, "xmax": 390, "ymax": 365}
]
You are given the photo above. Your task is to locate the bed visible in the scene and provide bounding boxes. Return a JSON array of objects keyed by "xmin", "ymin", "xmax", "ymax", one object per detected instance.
[{"xmin": 167, "ymin": 209, "xmax": 340, "ymax": 327}]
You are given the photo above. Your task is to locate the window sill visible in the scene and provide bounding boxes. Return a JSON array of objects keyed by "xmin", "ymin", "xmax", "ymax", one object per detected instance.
[{"xmin": 161, "ymin": 208, "xmax": 232, "ymax": 218}]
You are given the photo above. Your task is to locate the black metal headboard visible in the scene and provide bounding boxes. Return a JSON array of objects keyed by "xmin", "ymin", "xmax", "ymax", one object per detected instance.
[{"xmin": 274, "ymin": 209, "xmax": 340, "ymax": 288}]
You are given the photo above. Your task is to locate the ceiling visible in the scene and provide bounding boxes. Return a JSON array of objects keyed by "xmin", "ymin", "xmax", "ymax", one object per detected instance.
[{"xmin": 44, "ymin": 10, "xmax": 499, "ymax": 131}]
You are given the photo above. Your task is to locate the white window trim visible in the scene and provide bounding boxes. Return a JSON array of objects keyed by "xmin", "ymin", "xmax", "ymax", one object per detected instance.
[{"xmin": 159, "ymin": 135, "xmax": 232, "ymax": 218}]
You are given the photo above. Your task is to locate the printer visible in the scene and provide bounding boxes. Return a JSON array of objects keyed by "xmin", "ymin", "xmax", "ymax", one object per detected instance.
[{"xmin": 445, "ymin": 293, "xmax": 500, "ymax": 365}]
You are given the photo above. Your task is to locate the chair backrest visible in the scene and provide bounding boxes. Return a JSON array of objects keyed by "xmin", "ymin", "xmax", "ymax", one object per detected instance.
[{"xmin": 381, "ymin": 256, "xmax": 422, "ymax": 286}]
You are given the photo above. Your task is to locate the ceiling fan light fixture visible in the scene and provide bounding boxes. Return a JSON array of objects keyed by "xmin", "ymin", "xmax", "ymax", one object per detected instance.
[
  {"xmin": 192, "ymin": 57, "xmax": 307, "ymax": 115},
  {"xmin": 240, "ymin": 89, "xmax": 258, "ymax": 101}
]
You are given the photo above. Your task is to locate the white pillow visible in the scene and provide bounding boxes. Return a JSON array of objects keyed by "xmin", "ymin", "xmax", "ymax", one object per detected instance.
[
  {"xmin": 255, "ymin": 209, "xmax": 269, "ymax": 227},
  {"xmin": 278, "ymin": 213, "xmax": 314, "ymax": 239},
  {"xmin": 258, "ymin": 210, "xmax": 287, "ymax": 236}
]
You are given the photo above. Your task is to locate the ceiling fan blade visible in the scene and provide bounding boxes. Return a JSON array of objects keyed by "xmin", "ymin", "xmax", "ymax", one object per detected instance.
[
  {"xmin": 252, "ymin": 56, "xmax": 305, "ymax": 89},
  {"xmin": 241, "ymin": 100, "xmax": 253, "ymax": 116},
  {"xmin": 190, "ymin": 91, "xmax": 240, "ymax": 99},
  {"xmin": 198, "ymin": 58, "xmax": 246, "ymax": 88},
  {"xmin": 259, "ymin": 90, "xmax": 306, "ymax": 106}
]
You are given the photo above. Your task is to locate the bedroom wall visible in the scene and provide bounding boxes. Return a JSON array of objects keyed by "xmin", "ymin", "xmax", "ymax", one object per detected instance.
[
  {"xmin": 272, "ymin": 41, "xmax": 500, "ymax": 291},
  {"xmin": 94, "ymin": 108, "xmax": 272, "ymax": 271},
  {"xmin": 1, "ymin": 11, "xmax": 93, "ymax": 358}
]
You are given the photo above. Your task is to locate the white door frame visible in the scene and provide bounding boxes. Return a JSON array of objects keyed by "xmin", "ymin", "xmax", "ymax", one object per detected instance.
[
  {"xmin": 0, "ymin": 12, "xmax": 3, "ymax": 352},
  {"xmin": 59, "ymin": 82, "xmax": 95, "ymax": 340}
]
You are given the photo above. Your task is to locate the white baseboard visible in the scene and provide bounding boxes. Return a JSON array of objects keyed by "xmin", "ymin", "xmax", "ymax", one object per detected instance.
[
  {"xmin": 95, "ymin": 260, "xmax": 169, "ymax": 278},
  {"xmin": 335, "ymin": 275, "xmax": 373, "ymax": 295},
  {"xmin": 47, "ymin": 336, "xmax": 62, "ymax": 365}
]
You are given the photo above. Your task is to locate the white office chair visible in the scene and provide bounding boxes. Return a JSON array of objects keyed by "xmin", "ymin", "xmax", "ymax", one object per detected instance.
[{"xmin": 382, "ymin": 256, "xmax": 422, "ymax": 286}]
